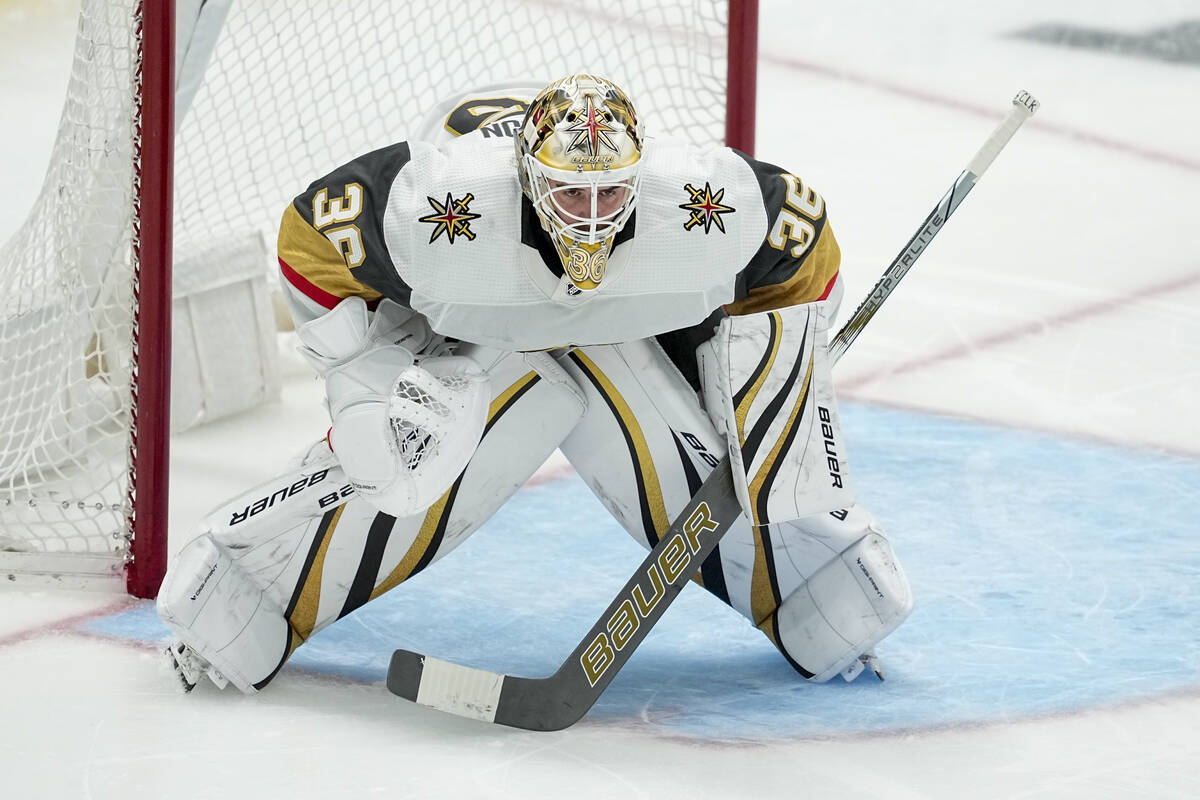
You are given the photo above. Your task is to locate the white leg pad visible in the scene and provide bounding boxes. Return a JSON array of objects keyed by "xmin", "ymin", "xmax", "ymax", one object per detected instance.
[
  {"xmin": 156, "ymin": 533, "xmax": 291, "ymax": 694},
  {"xmin": 775, "ymin": 532, "xmax": 913, "ymax": 682}
]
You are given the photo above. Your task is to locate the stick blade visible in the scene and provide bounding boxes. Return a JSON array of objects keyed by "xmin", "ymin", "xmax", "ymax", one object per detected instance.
[
  {"xmin": 385, "ymin": 649, "xmax": 425, "ymax": 701},
  {"xmin": 492, "ymin": 675, "xmax": 587, "ymax": 732},
  {"xmin": 387, "ymin": 649, "xmax": 505, "ymax": 723}
]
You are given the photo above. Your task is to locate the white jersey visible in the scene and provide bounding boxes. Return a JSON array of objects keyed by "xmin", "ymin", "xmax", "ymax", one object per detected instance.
[
  {"xmin": 277, "ymin": 95, "xmax": 842, "ymax": 351},
  {"xmin": 380, "ymin": 135, "xmax": 764, "ymax": 349}
]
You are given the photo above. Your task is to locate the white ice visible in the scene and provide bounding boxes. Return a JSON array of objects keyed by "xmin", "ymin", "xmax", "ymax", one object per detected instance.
[{"xmin": 2, "ymin": 0, "xmax": 1199, "ymax": 797}]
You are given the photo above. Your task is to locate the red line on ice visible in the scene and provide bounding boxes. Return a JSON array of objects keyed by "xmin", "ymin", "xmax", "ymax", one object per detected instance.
[
  {"xmin": 838, "ymin": 269, "xmax": 1200, "ymax": 391},
  {"xmin": 0, "ymin": 596, "xmax": 140, "ymax": 650},
  {"xmin": 767, "ymin": 55, "xmax": 1200, "ymax": 173}
]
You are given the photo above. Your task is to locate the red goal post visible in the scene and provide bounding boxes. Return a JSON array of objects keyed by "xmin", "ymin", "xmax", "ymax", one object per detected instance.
[{"xmin": 0, "ymin": 0, "xmax": 758, "ymax": 598}]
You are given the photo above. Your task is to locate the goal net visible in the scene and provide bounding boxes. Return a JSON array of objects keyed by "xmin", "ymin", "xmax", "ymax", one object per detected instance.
[{"xmin": 0, "ymin": 0, "xmax": 756, "ymax": 595}]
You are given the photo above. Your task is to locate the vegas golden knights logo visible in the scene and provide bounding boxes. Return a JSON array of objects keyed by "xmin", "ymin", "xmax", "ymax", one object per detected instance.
[
  {"xmin": 564, "ymin": 95, "xmax": 621, "ymax": 159},
  {"xmin": 419, "ymin": 192, "xmax": 481, "ymax": 244},
  {"xmin": 680, "ymin": 182, "xmax": 735, "ymax": 234}
]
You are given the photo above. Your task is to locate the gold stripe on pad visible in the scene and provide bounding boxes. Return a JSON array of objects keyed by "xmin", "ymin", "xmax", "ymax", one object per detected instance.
[
  {"xmin": 735, "ymin": 312, "xmax": 782, "ymax": 447},
  {"xmin": 572, "ymin": 351, "xmax": 670, "ymax": 538},
  {"xmin": 288, "ymin": 503, "xmax": 345, "ymax": 640},
  {"xmin": 750, "ymin": 525, "xmax": 778, "ymax": 627},
  {"xmin": 757, "ymin": 610, "xmax": 782, "ymax": 648},
  {"xmin": 369, "ymin": 489, "xmax": 451, "ymax": 600},
  {"xmin": 747, "ymin": 353, "xmax": 815, "ymax": 527},
  {"xmin": 487, "ymin": 370, "xmax": 540, "ymax": 424}
]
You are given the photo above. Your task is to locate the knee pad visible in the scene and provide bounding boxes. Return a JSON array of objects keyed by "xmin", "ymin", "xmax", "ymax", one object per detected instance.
[
  {"xmin": 771, "ymin": 531, "xmax": 913, "ymax": 682},
  {"xmin": 156, "ymin": 533, "xmax": 292, "ymax": 693}
]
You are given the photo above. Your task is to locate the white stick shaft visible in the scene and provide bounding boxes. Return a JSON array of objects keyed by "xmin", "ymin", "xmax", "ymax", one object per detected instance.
[{"xmin": 828, "ymin": 90, "xmax": 1039, "ymax": 364}]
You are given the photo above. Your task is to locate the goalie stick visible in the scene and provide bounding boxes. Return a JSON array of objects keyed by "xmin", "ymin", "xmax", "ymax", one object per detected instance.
[
  {"xmin": 386, "ymin": 91, "xmax": 1040, "ymax": 731},
  {"xmin": 828, "ymin": 90, "xmax": 1040, "ymax": 364}
]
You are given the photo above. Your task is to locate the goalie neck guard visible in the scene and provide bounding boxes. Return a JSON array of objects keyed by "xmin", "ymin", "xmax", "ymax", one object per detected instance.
[{"xmin": 516, "ymin": 74, "xmax": 643, "ymax": 292}]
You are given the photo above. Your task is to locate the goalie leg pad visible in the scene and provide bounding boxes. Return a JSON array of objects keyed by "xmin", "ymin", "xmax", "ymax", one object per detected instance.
[
  {"xmin": 697, "ymin": 301, "xmax": 854, "ymax": 525},
  {"xmin": 558, "ymin": 340, "xmax": 730, "ymax": 551},
  {"xmin": 558, "ymin": 340, "xmax": 912, "ymax": 679},
  {"xmin": 156, "ymin": 349, "xmax": 586, "ymax": 692},
  {"xmin": 766, "ymin": 515, "xmax": 913, "ymax": 682},
  {"xmin": 560, "ymin": 339, "xmax": 787, "ymax": 622},
  {"xmin": 157, "ymin": 532, "xmax": 291, "ymax": 694}
]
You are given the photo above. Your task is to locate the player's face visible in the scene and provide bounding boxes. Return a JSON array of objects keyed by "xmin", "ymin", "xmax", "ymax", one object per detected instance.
[{"xmin": 547, "ymin": 179, "xmax": 629, "ymax": 223}]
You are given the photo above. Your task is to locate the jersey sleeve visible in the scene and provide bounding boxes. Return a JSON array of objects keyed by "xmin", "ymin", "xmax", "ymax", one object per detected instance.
[
  {"xmin": 277, "ymin": 142, "xmax": 415, "ymax": 316},
  {"xmin": 724, "ymin": 151, "xmax": 841, "ymax": 315}
]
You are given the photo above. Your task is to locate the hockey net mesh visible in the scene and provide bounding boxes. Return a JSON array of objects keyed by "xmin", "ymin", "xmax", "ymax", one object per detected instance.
[
  {"xmin": 0, "ymin": 0, "xmax": 731, "ymax": 585},
  {"xmin": 0, "ymin": 1, "xmax": 140, "ymax": 579}
]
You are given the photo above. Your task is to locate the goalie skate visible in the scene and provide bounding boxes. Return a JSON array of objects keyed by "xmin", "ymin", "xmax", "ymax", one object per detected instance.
[
  {"xmin": 840, "ymin": 650, "xmax": 885, "ymax": 682},
  {"xmin": 165, "ymin": 641, "xmax": 230, "ymax": 693}
]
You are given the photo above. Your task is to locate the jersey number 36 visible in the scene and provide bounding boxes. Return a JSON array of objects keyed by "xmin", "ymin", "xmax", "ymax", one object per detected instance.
[
  {"xmin": 767, "ymin": 174, "xmax": 824, "ymax": 259},
  {"xmin": 313, "ymin": 184, "xmax": 366, "ymax": 268}
]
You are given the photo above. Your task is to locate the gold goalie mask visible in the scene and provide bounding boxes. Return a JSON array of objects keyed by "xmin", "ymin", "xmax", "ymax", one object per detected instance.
[{"xmin": 516, "ymin": 74, "xmax": 643, "ymax": 292}]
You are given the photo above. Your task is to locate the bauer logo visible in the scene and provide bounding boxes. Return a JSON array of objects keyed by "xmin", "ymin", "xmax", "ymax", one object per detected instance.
[
  {"xmin": 229, "ymin": 469, "xmax": 330, "ymax": 526},
  {"xmin": 678, "ymin": 429, "xmax": 721, "ymax": 469},
  {"xmin": 318, "ymin": 483, "xmax": 356, "ymax": 508},
  {"xmin": 818, "ymin": 406, "xmax": 843, "ymax": 489},
  {"xmin": 579, "ymin": 501, "xmax": 721, "ymax": 687}
]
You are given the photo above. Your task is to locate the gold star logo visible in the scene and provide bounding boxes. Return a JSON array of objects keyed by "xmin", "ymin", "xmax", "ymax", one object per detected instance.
[
  {"xmin": 680, "ymin": 182, "xmax": 735, "ymax": 234},
  {"xmin": 565, "ymin": 96, "xmax": 620, "ymax": 157},
  {"xmin": 419, "ymin": 192, "xmax": 481, "ymax": 244}
]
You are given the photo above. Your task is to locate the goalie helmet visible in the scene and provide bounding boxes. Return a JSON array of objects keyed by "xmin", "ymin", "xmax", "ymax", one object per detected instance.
[{"xmin": 516, "ymin": 74, "xmax": 643, "ymax": 292}]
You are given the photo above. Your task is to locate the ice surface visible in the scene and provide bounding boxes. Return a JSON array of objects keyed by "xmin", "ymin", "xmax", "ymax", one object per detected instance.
[{"xmin": 2, "ymin": 0, "xmax": 1198, "ymax": 797}]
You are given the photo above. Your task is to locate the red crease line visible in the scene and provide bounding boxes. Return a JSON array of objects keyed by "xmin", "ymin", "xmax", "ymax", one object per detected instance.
[{"xmin": 0, "ymin": 596, "xmax": 142, "ymax": 650}]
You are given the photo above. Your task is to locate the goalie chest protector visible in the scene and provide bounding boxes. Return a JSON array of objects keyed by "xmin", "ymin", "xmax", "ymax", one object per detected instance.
[{"xmin": 382, "ymin": 136, "xmax": 769, "ymax": 351}]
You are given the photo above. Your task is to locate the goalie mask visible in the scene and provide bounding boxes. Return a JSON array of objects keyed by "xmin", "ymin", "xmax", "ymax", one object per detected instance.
[{"xmin": 516, "ymin": 74, "xmax": 643, "ymax": 291}]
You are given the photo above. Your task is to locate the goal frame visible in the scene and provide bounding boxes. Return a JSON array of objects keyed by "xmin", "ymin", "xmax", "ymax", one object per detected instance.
[{"xmin": 125, "ymin": 0, "xmax": 176, "ymax": 598}]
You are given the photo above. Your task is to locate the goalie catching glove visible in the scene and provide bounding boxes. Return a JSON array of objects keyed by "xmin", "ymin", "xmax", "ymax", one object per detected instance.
[{"xmin": 296, "ymin": 296, "xmax": 489, "ymax": 518}]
